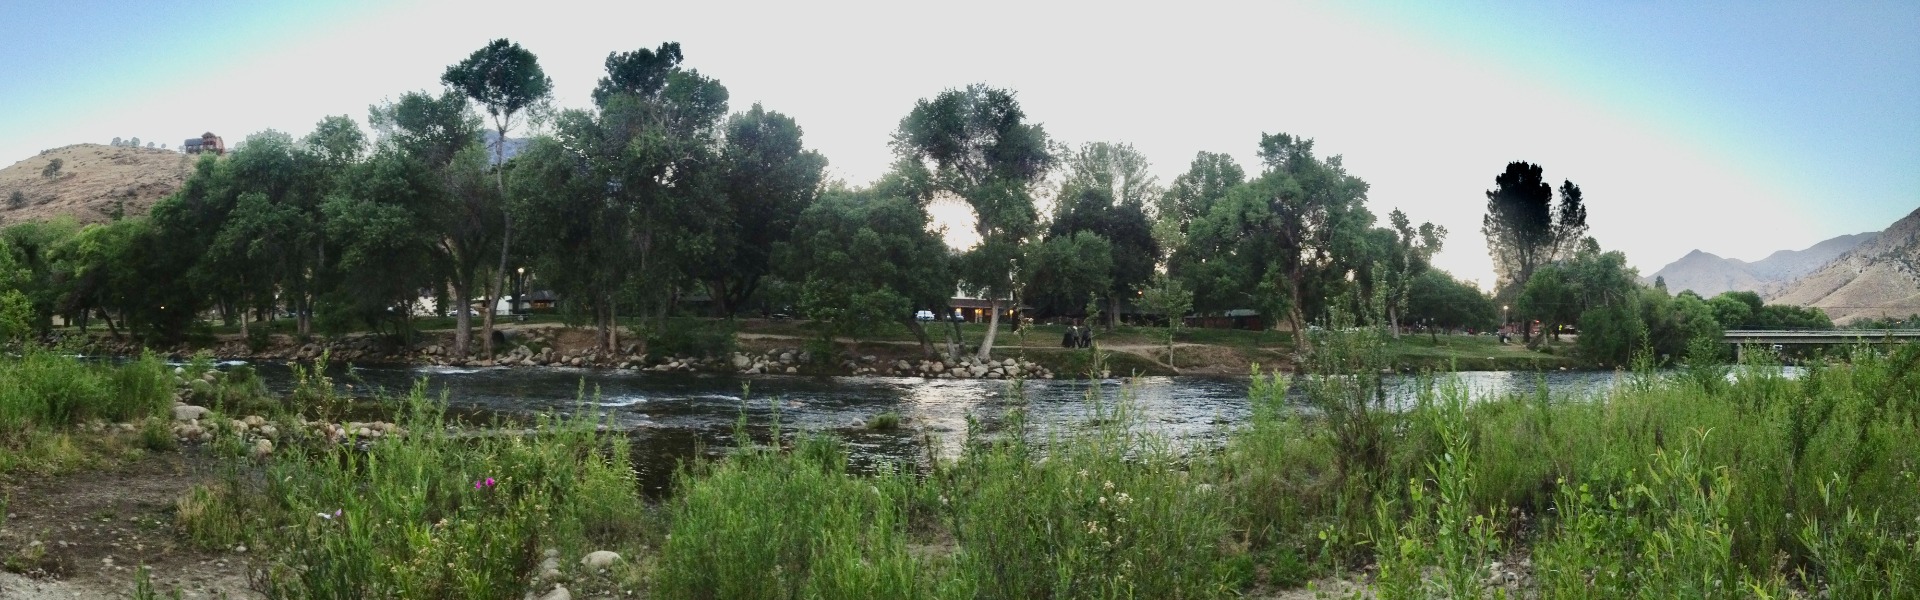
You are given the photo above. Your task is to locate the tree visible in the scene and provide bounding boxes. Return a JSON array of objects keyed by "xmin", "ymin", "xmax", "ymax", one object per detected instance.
[
  {"xmin": 130, "ymin": 137, "xmax": 140, "ymax": 148},
  {"xmin": 41, "ymin": 158, "xmax": 63, "ymax": 179},
  {"xmin": 7, "ymin": 190, "xmax": 24, "ymax": 208},
  {"xmin": 373, "ymin": 91, "xmax": 491, "ymax": 354},
  {"xmin": 1157, "ymin": 151, "xmax": 1244, "ymax": 250},
  {"xmin": 1175, "ymin": 133, "xmax": 1374, "ymax": 350},
  {"xmin": 514, "ymin": 42, "xmax": 730, "ymax": 355},
  {"xmin": 1049, "ymin": 142, "xmax": 1159, "ymax": 329},
  {"xmin": 1022, "ymin": 231, "xmax": 1113, "ymax": 319},
  {"xmin": 1136, "ymin": 274, "xmax": 1194, "ymax": 366},
  {"xmin": 1482, "ymin": 161, "xmax": 1587, "ymax": 342},
  {"xmin": 1377, "ymin": 208, "xmax": 1444, "ymax": 338},
  {"xmin": 697, "ymin": 103, "xmax": 827, "ymax": 315},
  {"xmin": 442, "ymin": 38, "xmax": 553, "ymax": 359},
  {"xmin": 112, "ymin": 137, "xmax": 122, "ymax": 147},
  {"xmin": 892, "ymin": 84, "xmax": 1054, "ymax": 360},
  {"xmin": 779, "ymin": 179, "xmax": 955, "ymax": 357},
  {"xmin": 1405, "ymin": 270, "xmax": 1498, "ymax": 339}
]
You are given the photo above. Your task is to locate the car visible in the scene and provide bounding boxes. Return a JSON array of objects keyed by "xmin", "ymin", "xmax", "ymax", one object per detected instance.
[{"xmin": 915, "ymin": 310, "xmax": 935, "ymax": 321}]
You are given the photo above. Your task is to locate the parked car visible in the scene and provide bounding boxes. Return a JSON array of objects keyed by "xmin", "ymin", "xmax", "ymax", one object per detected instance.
[{"xmin": 915, "ymin": 310, "xmax": 935, "ymax": 321}]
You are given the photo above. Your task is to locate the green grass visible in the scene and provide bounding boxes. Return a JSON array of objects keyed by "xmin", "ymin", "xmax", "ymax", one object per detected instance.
[
  {"xmin": 0, "ymin": 350, "xmax": 175, "ymax": 477},
  {"xmin": 177, "ymin": 383, "xmax": 653, "ymax": 598}
]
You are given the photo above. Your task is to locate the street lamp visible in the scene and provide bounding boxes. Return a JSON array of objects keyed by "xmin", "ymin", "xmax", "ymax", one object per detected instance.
[
  {"xmin": 1502, "ymin": 305, "xmax": 1510, "ymax": 328},
  {"xmin": 515, "ymin": 267, "xmax": 527, "ymax": 314}
]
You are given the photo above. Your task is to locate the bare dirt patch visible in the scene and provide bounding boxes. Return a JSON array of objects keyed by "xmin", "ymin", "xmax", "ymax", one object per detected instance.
[{"xmin": 0, "ymin": 451, "xmax": 258, "ymax": 599}]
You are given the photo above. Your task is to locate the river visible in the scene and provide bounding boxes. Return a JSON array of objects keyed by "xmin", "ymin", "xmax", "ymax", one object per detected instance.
[{"xmin": 234, "ymin": 363, "xmax": 1664, "ymax": 494}]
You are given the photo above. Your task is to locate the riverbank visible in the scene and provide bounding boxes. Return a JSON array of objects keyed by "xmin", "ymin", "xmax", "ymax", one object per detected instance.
[
  {"xmin": 5, "ymin": 338, "xmax": 1915, "ymax": 598},
  {"xmin": 66, "ymin": 318, "xmax": 1582, "ymax": 377}
]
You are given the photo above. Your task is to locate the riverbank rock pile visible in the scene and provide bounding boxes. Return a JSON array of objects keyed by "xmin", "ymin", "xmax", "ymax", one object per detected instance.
[
  {"xmin": 164, "ymin": 368, "xmax": 406, "ymax": 451},
  {"xmin": 730, "ymin": 349, "xmax": 1053, "ymax": 379}
]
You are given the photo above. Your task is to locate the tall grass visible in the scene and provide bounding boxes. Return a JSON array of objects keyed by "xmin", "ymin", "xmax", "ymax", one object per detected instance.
[
  {"xmin": 178, "ymin": 382, "xmax": 649, "ymax": 599},
  {"xmin": 0, "ymin": 350, "xmax": 171, "ymax": 431}
]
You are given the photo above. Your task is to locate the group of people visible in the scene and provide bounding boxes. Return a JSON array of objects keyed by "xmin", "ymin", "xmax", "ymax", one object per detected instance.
[{"xmin": 1061, "ymin": 323, "xmax": 1095, "ymax": 348}]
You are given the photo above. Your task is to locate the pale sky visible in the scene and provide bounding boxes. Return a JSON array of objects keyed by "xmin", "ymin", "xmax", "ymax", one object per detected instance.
[{"xmin": 3, "ymin": 0, "xmax": 1915, "ymax": 290}]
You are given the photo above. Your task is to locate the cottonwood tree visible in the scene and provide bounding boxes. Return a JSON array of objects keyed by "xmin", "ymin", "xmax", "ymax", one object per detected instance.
[
  {"xmin": 1482, "ymin": 161, "xmax": 1588, "ymax": 343},
  {"xmin": 1046, "ymin": 141, "xmax": 1159, "ymax": 329},
  {"xmin": 371, "ymin": 91, "xmax": 497, "ymax": 354},
  {"xmin": 697, "ymin": 103, "xmax": 827, "ymax": 316},
  {"xmin": 1157, "ymin": 151, "xmax": 1244, "ymax": 257},
  {"xmin": 1179, "ymin": 133, "xmax": 1374, "ymax": 350},
  {"xmin": 513, "ymin": 42, "xmax": 729, "ymax": 355},
  {"xmin": 893, "ymin": 84, "xmax": 1054, "ymax": 360},
  {"xmin": 1377, "ymin": 208, "xmax": 1444, "ymax": 338},
  {"xmin": 778, "ymin": 177, "xmax": 955, "ymax": 357},
  {"xmin": 442, "ymin": 38, "xmax": 552, "ymax": 358}
]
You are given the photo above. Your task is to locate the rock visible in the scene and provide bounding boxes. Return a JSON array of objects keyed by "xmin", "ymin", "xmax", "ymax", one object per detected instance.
[
  {"xmin": 895, "ymin": 360, "xmax": 912, "ymax": 371},
  {"xmin": 970, "ymin": 366, "xmax": 989, "ymax": 377},
  {"xmin": 251, "ymin": 438, "xmax": 273, "ymax": 458},
  {"xmin": 732, "ymin": 354, "xmax": 752, "ymax": 369},
  {"xmin": 172, "ymin": 405, "xmax": 209, "ymax": 421},
  {"xmin": 538, "ymin": 586, "xmax": 571, "ymax": 600},
  {"xmin": 244, "ymin": 415, "xmax": 266, "ymax": 427},
  {"xmin": 785, "ymin": 366, "xmax": 798, "ymax": 374},
  {"xmin": 928, "ymin": 363, "xmax": 944, "ymax": 374},
  {"xmin": 581, "ymin": 550, "xmax": 621, "ymax": 568},
  {"xmin": 256, "ymin": 424, "xmax": 278, "ymax": 438},
  {"xmin": 779, "ymin": 352, "xmax": 795, "ymax": 364},
  {"xmin": 1003, "ymin": 358, "xmax": 1017, "ymax": 367}
]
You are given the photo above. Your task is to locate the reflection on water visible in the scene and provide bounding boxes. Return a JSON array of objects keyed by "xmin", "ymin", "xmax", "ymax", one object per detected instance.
[{"xmin": 239, "ymin": 362, "xmax": 1792, "ymax": 495}]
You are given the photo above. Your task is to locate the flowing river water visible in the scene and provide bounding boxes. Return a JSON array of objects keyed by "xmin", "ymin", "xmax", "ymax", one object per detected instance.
[{"xmin": 239, "ymin": 363, "xmax": 1657, "ymax": 495}]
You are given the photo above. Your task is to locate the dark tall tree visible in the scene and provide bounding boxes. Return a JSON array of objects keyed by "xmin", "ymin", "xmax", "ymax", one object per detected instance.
[
  {"xmin": 698, "ymin": 103, "xmax": 827, "ymax": 315},
  {"xmin": 442, "ymin": 38, "xmax": 552, "ymax": 358},
  {"xmin": 1482, "ymin": 161, "xmax": 1587, "ymax": 341},
  {"xmin": 1046, "ymin": 141, "xmax": 1160, "ymax": 329},
  {"xmin": 893, "ymin": 84, "xmax": 1053, "ymax": 360}
]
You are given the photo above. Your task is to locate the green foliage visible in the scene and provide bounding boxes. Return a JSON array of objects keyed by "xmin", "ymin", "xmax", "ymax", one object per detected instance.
[
  {"xmin": 185, "ymin": 383, "xmax": 648, "ymax": 599},
  {"xmin": 40, "ymin": 158, "xmax": 63, "ymax": 179},
  {"xmin": 1405, "ymin": 269, "xmax": 1498, "ymax": 331},
  {"xmin": 0, "ymin": 350, "xmax": 171, "ymax": 433},
  {"xmin": 1135, "ymin": 273, "xmax": 1194, "ymax": 363},
  {"xmin": 646, "ymin": 317, "xmax": 736, "ymax": 358}
]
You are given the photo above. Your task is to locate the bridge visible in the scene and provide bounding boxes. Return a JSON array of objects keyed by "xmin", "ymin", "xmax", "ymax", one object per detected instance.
[{"xmin": 1722, "ymin": 329, "xmax": 1920, "ymax": 359}]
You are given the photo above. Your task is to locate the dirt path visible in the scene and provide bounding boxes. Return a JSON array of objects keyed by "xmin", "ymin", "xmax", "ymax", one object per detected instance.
[{"xmin": 0, "ymin": 452, "xmax": 258, "ymax": 599}]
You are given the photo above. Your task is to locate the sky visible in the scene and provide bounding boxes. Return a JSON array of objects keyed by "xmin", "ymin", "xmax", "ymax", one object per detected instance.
[{"xmin": 2, "ymin": 0, "xmax": 1915, "ymax": 290}]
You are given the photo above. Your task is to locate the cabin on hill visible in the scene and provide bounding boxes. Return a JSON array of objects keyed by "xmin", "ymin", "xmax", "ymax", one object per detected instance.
[{"xmin": 182, "ymin": 132, "xmax": 226, "ymax": 155}]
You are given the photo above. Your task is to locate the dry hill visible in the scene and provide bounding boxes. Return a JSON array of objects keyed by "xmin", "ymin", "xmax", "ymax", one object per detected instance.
[
  {"xmin": 0, "ymin": 144, "xmax": 193, "ymax": 226},
  {"xmin": 1769, "ymin": 208, "xmax": 1920, "ymax": 324},
  {"xmin": 1649, "ymin": 231, "xmax": 1875, "ymax": 297}
]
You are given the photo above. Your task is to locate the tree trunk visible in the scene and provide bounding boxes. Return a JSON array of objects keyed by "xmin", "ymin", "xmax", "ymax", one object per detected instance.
[
  {"xmin": 98, "ymin": 308, "xmax": 120, "ymax": 340},
  {"xmin": 452, "ymin": 282, "xmax": 472, "ymax": 357},
  {"xmin": 1108, "ymin": 295, "xmax": 1120, "ymax": 331},
  {"xmin": 976, "ymin": 299, "xmax": 1001, "ymax": 361},
  {"xmin": 1389, "ymin": 305, "xmax": 1401, "ymax": 339},
  {"xmin": 905, "ymin": 318, "xmax": 935, "ymax": 359},
  {"xmin": 946, "ymin": 320, "xmax": 964, "ymax": 363},
  {"xmin": 482, "ymin": 123, "xmax": 512, "ymax": 361}
]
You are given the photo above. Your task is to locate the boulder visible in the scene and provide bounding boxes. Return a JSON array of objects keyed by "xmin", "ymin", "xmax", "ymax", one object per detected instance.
[
  {"xmin": 539, "ymin": 586, "xmax": 571, "ymax": 600},
  {"xmin": 581, "ymin": 550, "xmax": 621, "ymax": 569},
  {"xmin": 172, "ymin": 405, "xmax": 210, "ymax": 421},
  {"xmin": 732, "ymin": 354, "xmax": 752, "ymax": 369},
  {"xmin": 251, "ymin": 438, "xmax": 274, "ymax": 458}
]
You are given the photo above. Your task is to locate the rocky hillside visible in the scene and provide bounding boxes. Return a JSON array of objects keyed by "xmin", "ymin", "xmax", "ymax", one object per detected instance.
[
  {"xmin": 0, "ymin": 144, "xmax": 193, "ymax": 226},
  {"xmin": 1649, "ymin": 231, "xmax": 1876, "ymax": 297},
  {"xmin": 1769, "ymin": 208, "xmax": 1920, "ymax": 324}
]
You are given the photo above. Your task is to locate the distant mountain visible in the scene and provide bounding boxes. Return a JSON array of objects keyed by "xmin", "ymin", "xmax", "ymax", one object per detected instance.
[
  {"xmin": 0, "ymin": 144, "xmax": 192, "ymax": 226},
  {"xmin": 1648, "ymin": 232, "xmax": 1876, "ymax": 297},
  {"xmin": 1769, "ymin": 208, "xmax": 1920, "ymax": 325},
  {"xmin": 481, "ymin": 131, "xmax": 528, "ymax": 165}
]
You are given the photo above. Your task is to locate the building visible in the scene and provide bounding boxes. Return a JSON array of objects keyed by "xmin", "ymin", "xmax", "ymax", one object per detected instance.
[{"xmin": 182, "ymin": 132, "xmax": 226, "ymax": 155}]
